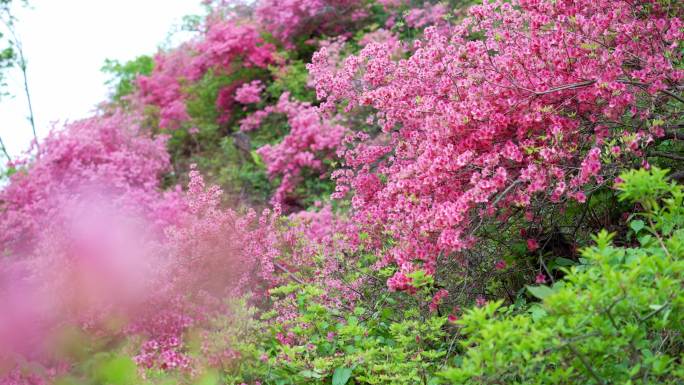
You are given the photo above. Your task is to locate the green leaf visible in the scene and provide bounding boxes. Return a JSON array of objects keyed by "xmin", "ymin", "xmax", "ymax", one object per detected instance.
[
  {"xmin": 526, "ymin": 285, "xmax": 554, "ymax": 300},
  {"xmin": 251, "ymin": 150, "xmax": 264, "ymax": 167},
  {"xmin": 553, "ymin": 257, "xmax": 577, "ymax": 267},
  {"xmin": 299, "ymin": 370, "xmax": 323, "ymax": 379},
  {"xmin": 332, "ymin": 367, "xmax": 353, "ymax": 385},
  {"xmin": 529, "ymin": 305, "xmax": 547, "ymax": 321},
  {"xmin": 630, "ymin": 220, "xmax": 645, "ymax": 234}
]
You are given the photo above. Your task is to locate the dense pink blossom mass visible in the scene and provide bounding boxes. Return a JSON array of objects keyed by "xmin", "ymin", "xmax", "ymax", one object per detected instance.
[
  {"xmin": 235, "ymin": 80, "xmax": 265, "ymax": 105},
  {"xmin": 0, "ymin": 111, "xmax": 182, "ymax": 256},
  {"xmin": 310, "ymin": 0, "xmax": 683, "ymax": 290},
  {"xmin": 255, "ymin": 0, "xmax": 366, "ymax": 45},
  {"xmin": 242, "ymin": 92, "xmax": 347, "ymax": 205},
  {"xmin": 0, "ymin": 0, "xmax": 682, "ymax": 382}
]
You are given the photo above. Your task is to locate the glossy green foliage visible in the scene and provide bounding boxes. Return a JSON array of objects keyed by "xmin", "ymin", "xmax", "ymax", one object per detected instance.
[
  {"xmin": 440, "ymin": 168, "xmax": 684, "ymax": 384},
  {"xmin": 236, "ymin": 285, "xmax": 451, "ymax": 385}
]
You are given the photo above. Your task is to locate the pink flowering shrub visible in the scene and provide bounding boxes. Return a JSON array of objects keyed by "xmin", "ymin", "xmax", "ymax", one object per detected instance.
[
  {"xmin": 136, "ymin": 19, "xmax": 275, "ymax": 129},
  {"xmin": 215, "ymin": 83, "xmax": 240, "ymax": 124},
  {"xmin": 0, "ymin": 111, "xmax": 288, "ymax": 378},
  {"xmin": 235, "ymin": 80, "xmax": 265, "ymax": 105},
  {"xmin": 0, "ymin": 111, "xmax": 182, "ymax": 256},
  {"xmin": 309, "ymin": 0, "xmax": 683, "ymax": 291},
  {"xmin": 305, "ymin": 36, "xmax": 350, "ymax": 91},
  {"xmin": 129, "ymin": 167, "xmax": 282, "ymax": 371},
  {"xmin": 404, "ymin": 2, "xmax": 448, "ymax": 29},
  {"xmin": 189, "ymin": 21, "xmax": 275, "ymax": 80},
  {"xmin": 0, "ymin": 112, "xmax": 188, "ymax": 380},
  {"xmin": 241, "ymin": 92, "xmax": 347, "ymax": 205},
  {"xmin": 283, "ymin": 205, "xmax": 361, "ymax": 301},
  {"xmin": 137, "ymin": 48, "xmax": 195, "ymax": 129},
  {"xmin": 357, "ymin": 28, "xmax": 403, "ymax": 50},
  {"xmin": 255, "ymin": 0, "xmax": 366, "ymax": 45},
  {"xmin": 376, "ymin": 0, "xmax": 407, "ymax": 10},
  {"xmin": 0, "ymin": 162, "xmax": 284, "ymax": 378}
]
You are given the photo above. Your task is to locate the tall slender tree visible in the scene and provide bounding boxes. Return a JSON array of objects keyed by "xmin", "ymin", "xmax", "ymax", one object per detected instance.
[{"xmin": 0, "ymin": 0, "xmax": 37, "ymax": 153}]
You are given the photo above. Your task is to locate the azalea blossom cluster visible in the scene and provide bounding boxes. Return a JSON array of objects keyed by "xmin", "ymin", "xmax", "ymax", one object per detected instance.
[
  {"xmin": 403, "ymin": 2, "xmax": 449, "ymax": 29},
  {"xmin": 0, "ymin": 112, "xmax": 181, "ymax": 378},
  {"xmin": 286, "ymin": 205, "xmax": 361, "ymax": 299},
  {"xmin": 0, "ymin": 112, "xmax": 183, "ymax": 256},
  {"xmin": 235, "ymin": 80, "xmax": 265, "ymax": 105},
  {"xmin": 255, "ymin": 0, "xmax": 366, "ymax": 45},
  {"xmin": 0, "ymin": 115, "xmax": 286, "ymax": 379},
  {"xmin": 0, "ymin": 164, "xmax": 283, "ymax": 379},
  {"xmin": 130, "ymin": 167, "xmax": 282, "ymax": 371},
  {"xmin": 136, "ymin": 48, "xmax": 196, "ymax": 129},
  {"xmin": 137, "ymin": 20, "xmax": 276, "ymax": 129},
  {"xmin": 241, "ymin": 92, "xmax": 347, "ymax": 205},
  {"xmin": 309, "ymin": 0, "xmax": 684, "ymax": 291}
]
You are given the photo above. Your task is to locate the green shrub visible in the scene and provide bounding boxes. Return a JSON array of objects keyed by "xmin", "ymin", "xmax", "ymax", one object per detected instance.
[{"xmin": 440, "ymin": 168, "xmax": 684, "ymax": 384}]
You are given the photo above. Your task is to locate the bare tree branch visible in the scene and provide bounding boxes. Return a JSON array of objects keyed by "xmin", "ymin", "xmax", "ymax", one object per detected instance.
[
  {"xmin": 661, "ymin": 89, "xmax": 684, "ymax": 104},
  {"xmin": 649, "ymin": 151, "xmax": 684, "ymax": 162}
]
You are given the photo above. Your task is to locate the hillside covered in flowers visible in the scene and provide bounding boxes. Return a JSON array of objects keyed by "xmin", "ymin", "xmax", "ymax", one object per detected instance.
[{"xmin": 1, "ymin": 0, "xmax": 683, "ymax": 384}]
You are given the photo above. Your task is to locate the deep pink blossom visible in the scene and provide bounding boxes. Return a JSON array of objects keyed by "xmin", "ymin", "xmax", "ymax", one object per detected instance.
[
  {"xmin": 429, "ymin": 289, "xmax": 449, "ymax": 312},
  {"xmin": 527, "ymin": 239, "xmax": 540, "ymax": 252},
  {"xmin": 535, "ymin": 273, "xmax": 547, "ymax": 284}
]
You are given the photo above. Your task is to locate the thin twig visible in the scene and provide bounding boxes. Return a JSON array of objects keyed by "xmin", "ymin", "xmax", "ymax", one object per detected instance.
[
  {"xmin": 532, "ymin": 80, "xmax": 597, "ymax": 95},
  {"xmin": 649, "ymin": 151, "xmax": 684, "ymax": 162},
  {"xmin": 0, "ymin": 135, "xmax": 10, "ymax": 161},
  {"xmin": 274, "ymin": 262, "xmax": 305, "ymax": 285},
  {"xmin": 639, "ymin": 301, "xmax": 670, "ymax": 323},
  {"xmin": 566, "ymin": 343, "xmax": 606, "ymax": 385},
  {"xmin": 660, "ymin": 89, "xmax": 684, "ymax": 104},
  {"xmin": 604, "ymin": 296, "xmax": 625, "ymax": 331},
  {"xmin": 669, "ymin": 170, "xmax": 684, "ymax": 181},
  {"xmin": 529, "ymin": 78, "xmax": 684, "ymax": 106},
  {"xmin": 647, "ymin": 217, "xmax": 671, "ymax": 259},
  {"xmin": 662, "ymin": 128, "xmax": 683, "ymax": 141}
]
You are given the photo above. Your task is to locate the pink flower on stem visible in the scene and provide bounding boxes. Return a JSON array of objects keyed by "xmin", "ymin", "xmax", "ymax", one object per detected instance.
[
  {"xmin": 535, "ymin": 273, "xmax": 547, "ymax": 284},
  {"xmin": 527, "ymin": 239, "xmax": 540, "ymax": 252},
  {"xmin": 429, "ymin": 289, "xmax": 449, "ymax": 313}
]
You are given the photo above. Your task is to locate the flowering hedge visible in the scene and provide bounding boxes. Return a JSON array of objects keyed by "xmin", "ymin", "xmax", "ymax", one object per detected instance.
[{"xmin": 1, "ymin": 0, "xmax": 683, "ymax": 384}]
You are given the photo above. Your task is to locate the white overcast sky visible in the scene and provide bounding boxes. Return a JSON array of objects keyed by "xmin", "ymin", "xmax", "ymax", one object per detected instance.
[{"xmin": 0, "ymin": 0, "xmax": 203, "ymax": 159}]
